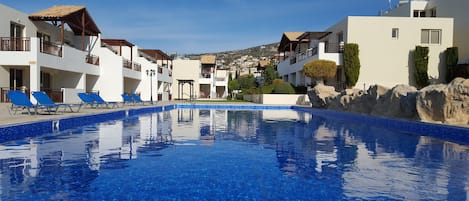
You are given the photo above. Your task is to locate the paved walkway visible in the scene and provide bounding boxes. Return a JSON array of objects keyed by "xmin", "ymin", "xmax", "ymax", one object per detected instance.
[
  {"xmin": 0, "ymin": 101, "xmax": 176, "ymax": 127},
  {"xmin": 0, "ymin": 101, "xmax": 259, "ymax": 127}
]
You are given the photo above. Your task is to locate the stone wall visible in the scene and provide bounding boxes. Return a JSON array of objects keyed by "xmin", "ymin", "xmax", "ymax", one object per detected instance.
[{"xmin": 307, "ymin": 78, "xmax": 469, "ymax": 125}]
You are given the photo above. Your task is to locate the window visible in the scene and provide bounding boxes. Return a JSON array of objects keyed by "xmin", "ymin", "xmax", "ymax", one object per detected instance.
[
  {"xmin": 392, "ymin": 28, "xmax": 399, "ymax": 39},
  {"xmin": 421, "ymin": 29, "xmax": 441, "ymax": 44},
  {"xmin": 430, "ymin": 8, "xmax": 437, "ymax": 17},
  {"xmin": 10, "ymin": 22, "xmax": 24, "ymax": 38},
  {"xmin": 37, "ymin": 32, "xmax": 51, "ymax": 42},
  {"xmin": 413, "ymin": 10, "xmax": 426, "ymax": 17}
]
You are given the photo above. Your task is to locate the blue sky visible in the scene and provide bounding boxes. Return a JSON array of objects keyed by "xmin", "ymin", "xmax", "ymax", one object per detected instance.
[{"xmin": 2, "ymin": 0, "xmax": 394, "ymax": 54}]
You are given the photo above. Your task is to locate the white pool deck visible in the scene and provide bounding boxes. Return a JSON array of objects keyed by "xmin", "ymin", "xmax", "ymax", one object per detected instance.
[{"xmin": 0, "ymin": 101, "xmax": 260, "ymax": 127}]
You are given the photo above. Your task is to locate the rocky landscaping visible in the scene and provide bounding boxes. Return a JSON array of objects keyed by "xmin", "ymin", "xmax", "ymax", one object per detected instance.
[{"xmin": 307, "ymin": 78, "xmax": 469, "ymax": 126}]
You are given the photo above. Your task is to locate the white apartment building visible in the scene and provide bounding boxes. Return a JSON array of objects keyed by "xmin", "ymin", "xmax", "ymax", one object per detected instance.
[
  {"xmin": 0, "ymin": 4, "xmax": 173, "ymax": 103},
  {"xmin": 277, "ymin": 0, "xmax": 460, "ymax": 89},
  {"xmin": 172, "ymin": 55, "xmax": 228, "ymax": 100}
]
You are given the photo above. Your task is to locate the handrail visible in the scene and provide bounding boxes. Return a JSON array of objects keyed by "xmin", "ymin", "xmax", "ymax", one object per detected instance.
[
  {"xmin": 0, "ymin": 37, "xmax": 30, "ymax": 51},
  {"xmin": 133, "ymin": 62, "xmax": 141, "ymax": 72},
  {"xmin": 86, "ymin": 54, "xmax": 100, "ymax": 66},
  {"xmin": 40, "ymin": 40, "xmax": 63, "ymax": 57},
  {"xmin": 123, "ymin": 59, "xmax": 132, "ymax": 69}
]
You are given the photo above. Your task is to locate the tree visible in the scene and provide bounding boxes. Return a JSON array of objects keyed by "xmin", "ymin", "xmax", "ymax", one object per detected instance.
[
  {"xmin": 343, "ymin": 43, "xmax": 361, "ymax": 88},
  {"xmin": 262, "ymin": 64, "xmax": 277, "ymax": 86},
  {"xmin": 303, "ymin": 59, "xmax": 337, "ymax": 84},
  {"xmin": 445, "ymin": 47, "xmax": 458, "ymax": 82},
  {"xmin": 238, "ymin": 74, "xmax": 256, "ymax": 90},
  {"xmin": 228, "ymin": 79, "xmax": 240, "ymax": 91},
  {"xmin": 273, "ymin": 82, "xmax": 295, "ymax": 94},
  {"xmin": 414, "ymin": 46, "xmax": 430, "ymax": 88}
]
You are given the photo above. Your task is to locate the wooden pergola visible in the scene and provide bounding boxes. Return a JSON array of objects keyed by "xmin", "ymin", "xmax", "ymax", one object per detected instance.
[
  {"xmin": 297, "ymin": 32, "xmax": 332, "ymax": 43},
  {"xmin": 101, "ymin": 39, "xmax": 135, "ymax": 61},
  {"xmin": 277, "ymin": 32, "xmax": 304, "ymax": 62},
  {"xmin": 177, "ymin": 79, "xmax": 194, "ymax": 100},
  {"xmin": 29, "ymin": 5, "xmax": 101, "ymax": 50},
  {"xmin": 139, "ymin": 49, "xmax": 173, "ymax": 69}
]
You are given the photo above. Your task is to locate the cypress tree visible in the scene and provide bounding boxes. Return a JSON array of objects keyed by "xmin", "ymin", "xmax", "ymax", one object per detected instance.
[{"xmin": 343, "ymin": 43, "xmax": 360, "ymax": 88}]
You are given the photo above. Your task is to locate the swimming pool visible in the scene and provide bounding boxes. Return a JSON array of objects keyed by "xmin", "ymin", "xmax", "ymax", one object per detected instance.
[{"xmin": 0, "ymin": 105, "xmax": 468, "ymax": 200}]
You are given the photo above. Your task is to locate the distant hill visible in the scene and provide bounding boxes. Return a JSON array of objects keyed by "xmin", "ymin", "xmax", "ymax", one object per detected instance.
[{"xmin": 187, "ymin": 42, "xmax": 279, "ymax": 68}]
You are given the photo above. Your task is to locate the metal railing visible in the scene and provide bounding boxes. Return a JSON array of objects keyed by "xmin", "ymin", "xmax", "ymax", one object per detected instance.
[
  {"xmin": 40, "ymin": 40, "xmax": 62, "ymax": 57},
  {"xmin": 325, "ymin": 43, "xmax": 343, "ymax": 53},
  {"xmin": 133, "ymin": 62, "xmax": 141, "ymax": 72},
  {"xmin": 1, "ymin": 87, "xmax": 31, "ymax": 103},
  {"xmin": 43, "ymin": 89, "xmax": 63, "ymax": 103},
  {"xmin": 123, "ymin": 59, "xmax": 141, "ymax": 71},
  {"xmin": 0, "ymin": 37, "xmax": 30, "ymax": 51},
  {"xmin": 86, "ymin": 54, "xmax": 100, "ymax": 66},
  {"xmin": 123, "ymin": 59, "xmax": 132, "ymax": 69}
]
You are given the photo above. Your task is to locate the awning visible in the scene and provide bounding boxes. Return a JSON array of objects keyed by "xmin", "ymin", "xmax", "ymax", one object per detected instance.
[{"xmin": 29, "ymin": 5, "xmax": 100, "ymax": 36}]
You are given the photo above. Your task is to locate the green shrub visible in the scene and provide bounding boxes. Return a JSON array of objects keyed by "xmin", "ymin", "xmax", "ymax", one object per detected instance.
[
  {"xmin": 273, "ymin": 82, "xmax": 295, "ymax": 94},
  {"xmin": 293, "ymin": 85, "xmax": 307, "ymax": 94},
  {"xmin": 445, "ymin": 47, "xmax": 458, "ymax": 82},
  {"xmin": 238, "ymin": 75, "xmax": 256, "ymax": 90},
  {"xmin": 303, "ymin": 59, "xmax": 337, "ymax": 83},
  {"xmin": 244, "ymin": 88, "xmax": 258, "ymax": 95},
  {"xmin": 262, "ymin": 65, "xmax": 278, "ymax": 85},
  {"xmin": 414, "ymin": 46, "xmax": 430, "ymax": 88},
  {"xmin": 272, "ymin": 79, "xmax": 284, "ymax": 87},
  {"xmin": 260, "ymin": 85, "xmax": 274, "ymax": 94},
  {"xmin": 343, "ymin": 43, "xmax": 361, "ymax": 88}
]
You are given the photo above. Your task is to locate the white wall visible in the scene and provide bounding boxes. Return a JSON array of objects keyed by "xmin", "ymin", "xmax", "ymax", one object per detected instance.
[
  {"xmin": 338, "ymin": 16, "xmax": 453, "ymax": 88},
  {"xmin": 244, "ymin": 94, "xmax": 311, "ymax": 105},
  {"xmin": 172, "ymin": 59, "xmax": 200, "ymax": 99},
  {"xmin": 94, "ymin": 46, "xmax": 123, "ymax": 101},
  {"xmin": 0, "ymin": 4, "xmax": 37, "ymax": 37},
  {"xmin": 428, "ymin": 0, "xmax": 469, "ymax": 63}
]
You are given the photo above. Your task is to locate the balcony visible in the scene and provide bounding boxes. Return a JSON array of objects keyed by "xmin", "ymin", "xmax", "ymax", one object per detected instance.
[
  {"xmin": 86, "ymin": 54, "xmax": 100, "ymax": 66},
  {"xmin": 0, "ymin": 37, "xmax": 30, "ymax": 51},
  {"xmin": 133, "ymin": 62, "xmax": 141, "ymax": 72},
  {"xmin": 40, "ymin": 40, "xmax": 62, "ymax": 57},
  {"xmin": 123, "ymin": 59, "xmax": 141, "ymax": 72},
  {"xmin": 278, "ymin": 42, "xmax": 343, "ymax": 76}
]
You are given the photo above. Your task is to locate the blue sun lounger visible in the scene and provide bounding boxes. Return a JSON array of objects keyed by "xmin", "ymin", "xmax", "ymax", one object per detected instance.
[
  {"xmin": 7, "ymin": 90, "xmax": 38, "ymax": 115},
  {"xmin": 121, "ymin": 94, "xmax": 135, "ymax": 106},
  {"xmin": 7, "ymin": 90, "xmax": 58, "ymax": 115},
  {"xmin": 88, "ymin": 93, "xmax": 119, "ymax": 108},
  {"xmin": 77, "ymin": 92, "xmax": 97, "ymax": 108},
  {"xmin": 32, "ymin": 91, "xmax": 82, "ymax": 112},
  {"xmin": 131, "ymin": 93, "xmax": 153, "ymax": 105}
]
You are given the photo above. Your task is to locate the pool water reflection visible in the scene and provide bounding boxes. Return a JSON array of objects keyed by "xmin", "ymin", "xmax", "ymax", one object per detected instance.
[{"xmin": 0, "ymin": 108, "xmax": 468, "ymax": 200}]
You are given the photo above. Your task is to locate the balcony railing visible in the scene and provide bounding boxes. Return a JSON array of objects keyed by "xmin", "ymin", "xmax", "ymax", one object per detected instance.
[
  {"xmin": 43, "ymin": 89, "xmax": 63, "ymax": 103},
  {"xmin": 324, "ymin": 43, "xmax": 343, "ymax": 53},
  {"xmin": 1, "ymin": 87, "xmax": 30, "ymax": 103},
  {"xmin": 133, "ymin": 62, "xmax": 141, "ymax": 72},
  {"xmin": 40, "ymin": 40, "xmax": 62, "ymax": 57},
  {"xmin": 123, "ymin": 59, "xmax": 141, "ymax": 71},
  {"xmin": 123, "ymin": 59, "xmax": 132, "ymax": 69},
  {"xmin": 86, "ymin": 54, "xmax": 100, "ymax": 66},
  {"xmin": 0, "ymin": 37, "xmax": 30, "ymax": 51},
  {"xmin": 291, "ymin": 43, "xmax": 343, "ymax": 64}
]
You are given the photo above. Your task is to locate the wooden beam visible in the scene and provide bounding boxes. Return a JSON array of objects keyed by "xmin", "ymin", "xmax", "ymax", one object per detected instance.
[
  {"xmin": 82, "ymin": 11, "xmax": 85, "ymax": 51},
  {"xmin": 61, "ymin": 20, "xmax": 64, "ymax": 45}
]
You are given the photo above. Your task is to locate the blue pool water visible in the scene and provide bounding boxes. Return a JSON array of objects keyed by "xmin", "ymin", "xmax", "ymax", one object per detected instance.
[{"xmin": 1, "ymin": 107, "xmax": 469, "ymax": 200}]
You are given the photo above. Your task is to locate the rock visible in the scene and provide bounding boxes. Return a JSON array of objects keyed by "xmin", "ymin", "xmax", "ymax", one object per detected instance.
[
  {"xmin": 307, "ymin": 84, "xmax": 339, "ymax": 108},
  {"xmin": 416, "ymin": 78, "xmax": 469, "ymax": 124},
  {"xmin": 372, "ymin": 84, "xmax": 418, "ymax": 119}
]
